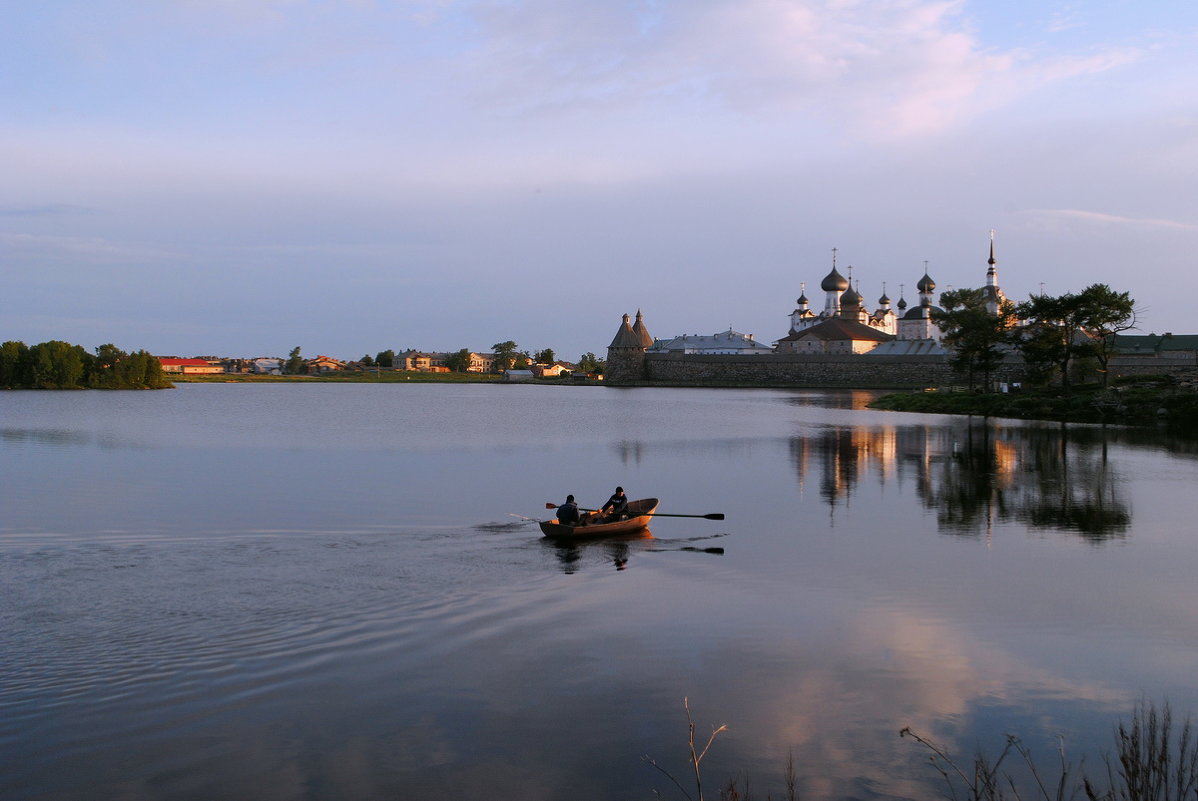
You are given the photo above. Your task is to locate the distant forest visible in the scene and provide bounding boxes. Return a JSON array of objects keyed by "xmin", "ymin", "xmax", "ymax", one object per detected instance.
[{"xmin": 0, "ymin": 341, "xmax": 172, "ymax": 390}]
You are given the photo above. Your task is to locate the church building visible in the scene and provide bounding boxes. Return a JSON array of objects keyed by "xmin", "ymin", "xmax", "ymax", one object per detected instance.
[{"xmin": 775, "ymin": 236, "xmax": 1006, "ymax": 355}]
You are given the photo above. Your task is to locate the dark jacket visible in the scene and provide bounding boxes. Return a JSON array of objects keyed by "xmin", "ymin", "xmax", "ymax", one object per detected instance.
[
  {"xmin": 603, "ymin": 492, "xmax": 628, "ymax": 515},
  {"xmin": 557, "ymin": 501, "xmax": 580, "ymax": 524}
]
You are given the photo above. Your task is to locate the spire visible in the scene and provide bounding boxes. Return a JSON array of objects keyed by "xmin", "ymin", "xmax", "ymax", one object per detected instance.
[{"xmin": 986, "ymin": 229, "xmax": 998, "ymax": 287}]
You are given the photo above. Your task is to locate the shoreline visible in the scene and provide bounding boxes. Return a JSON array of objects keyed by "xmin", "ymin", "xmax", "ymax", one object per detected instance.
[{"xmin": 868, "ymin": 377, "xmax": 1198, "ymax": 431}]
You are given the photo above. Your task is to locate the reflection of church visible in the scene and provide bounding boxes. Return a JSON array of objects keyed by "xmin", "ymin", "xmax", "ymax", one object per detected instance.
[{"xmin": 774, "ymin": 237, "xmax": 1007, "ymax": 356}]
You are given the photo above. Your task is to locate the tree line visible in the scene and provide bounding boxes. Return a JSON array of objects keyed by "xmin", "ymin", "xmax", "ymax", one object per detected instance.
[
  {"xmin": 0, "ymin": 341, "xmax": 172, "ymax": 390},
  {"xmin": 333, "ymin": 342, "xmax": 606, "ymax": 374},
  {"xmin": 934, "ymin": 283, "xmax": 1136, "ymax": 391}
]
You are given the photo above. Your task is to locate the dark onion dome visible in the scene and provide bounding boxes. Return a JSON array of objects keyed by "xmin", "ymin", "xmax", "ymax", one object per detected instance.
[
  {"xmin": 917, "ymin": 272, "xmax": 936, "ymax": 293},
  {"xmin": 797, "ymin": 292, "xmax": 809, "ymax": 305},
  {"xmin": 820, "ymin": 267, "xmax": 849, "ymax": 292},
  {"xmin": 903, "ymin": 304, "xmax": 943, "ymax": 320},
  {"xmin": 897, "ymin": 296, "xmax": 908, "ymax": 310},
  {"xmin": 878, "ymin": 292, "xmax": 890, "ymax": 305},
  {"xmin": 840, "ymin": 285, "xmax": 863, "ymax": 307}
]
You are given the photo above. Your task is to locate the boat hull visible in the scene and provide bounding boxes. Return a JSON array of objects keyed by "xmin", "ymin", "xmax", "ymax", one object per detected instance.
[{"xmin": 540, "ymin": 498, "xmax": 659, "ymax": 539}]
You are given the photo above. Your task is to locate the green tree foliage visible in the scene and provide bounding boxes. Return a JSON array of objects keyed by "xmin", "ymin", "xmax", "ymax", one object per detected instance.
[
  {"xmin": 375, "ymin": 349, "xmax": 395, "ymax": 368},
  {"xmin": 1015, "ymin": 284, "xmax": 1134, "ymax": 390},
  {"xmin": 534, "ymin": 348, "xmax": 555, "ymax": 365},
  {"xmin": 933, "ymin": 289, "xmax": 1018, "ymax": 391},
  {"xmin": 443, "ymin": 348, "xmax": 472, "ymax": 372},
  {"xmin": 491, "ymin": 341, "xmax": 518, "ymax": 372},
  {"xmin": 577, "ymin": 352, "xmax": 605, "ymax": 375},
  {"xmin": 284, "ymin": 346, "xmax": 305, "ymax": 374},
  {"xmin": 514, "ymin": 351, "xmax": 532, "ymax": 369},
  {"xmin": 29, "ymin": 340, "xmax": 90, "ymax": 389},
  {"xmin": 1076, "ymin": 283, "xmax": 1137, "ymax": 386},
  {"xmin": 114, "ymin": 350, "xmax": 171, "ymax": 389},
  {"xmin": 360, "ymin": 354, "xmax": 375, "ymax": 367},
  {"xmin": 0, "ymin": 340, "xmax": 30, "ymax": 388},
  {"xmin": 0, "ymin": 340, "xmax": 168, "ymax": 389}
]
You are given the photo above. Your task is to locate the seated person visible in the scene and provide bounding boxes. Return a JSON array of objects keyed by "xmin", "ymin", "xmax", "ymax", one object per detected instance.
[
  {"xmin": 556, "ymin": 494, "xmax": 581, "ymax": 525},
  {"xmin": 601, "ymin": 486, "xmax": 629, "ymax": 521}
]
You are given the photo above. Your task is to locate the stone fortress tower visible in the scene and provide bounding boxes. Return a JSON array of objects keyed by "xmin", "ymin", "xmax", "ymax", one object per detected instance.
[{"xmin": 605, "ymin": 310, "xmax": 652, "ymax": 383}]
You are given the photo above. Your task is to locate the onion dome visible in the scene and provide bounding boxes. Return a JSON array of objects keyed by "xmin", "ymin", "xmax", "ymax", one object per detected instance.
[
  {"xmin": 797, "ymin": 292, "xmax": 809, "ymax": 305},
  {"xmin": 821, "ymin": 267, "xmax": 849, "ymax": 292},
  {"xmin": 897, "ymin": 296, "xmax": 908, "ymax": 310},
  {"xmin": 878, "ymin": 291, "xmax": 890, "ymax": 306},
  {"xmin": 840, "ymin": 285, "xmax": 862, "ymax": 307},
  {"xmin": 917, "ymin": 272, "xmax": 936, "ymax": 293}
]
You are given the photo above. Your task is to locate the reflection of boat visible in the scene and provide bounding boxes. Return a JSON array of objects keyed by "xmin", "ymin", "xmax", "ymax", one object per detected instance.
[{"xmin": 539, "ymin": 498, "xmax": 659, "ymax": 539}]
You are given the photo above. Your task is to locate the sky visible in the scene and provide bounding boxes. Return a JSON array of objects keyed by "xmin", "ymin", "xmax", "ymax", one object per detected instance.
[{"xmin": 2, "ymin": 0, "xmax": 1196, "ymax": 361}]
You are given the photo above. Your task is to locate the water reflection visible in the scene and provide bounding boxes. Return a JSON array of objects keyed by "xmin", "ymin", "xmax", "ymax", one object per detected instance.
[
  {"xmin": 1, "ymin": 427, "xmax": 92, "ymax": 447},
  {"xmin": 544, "ymin": 530, "xmax": 652, "ymax": 573},
  {"xmin": 790, "ymin": 422, "xmax": 1131, "ymax": 541}
]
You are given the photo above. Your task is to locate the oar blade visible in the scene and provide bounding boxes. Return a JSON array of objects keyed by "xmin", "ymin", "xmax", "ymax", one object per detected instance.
[{"xmin": 647, "ymin": 511, "xmax": 725, "ymax": 520}]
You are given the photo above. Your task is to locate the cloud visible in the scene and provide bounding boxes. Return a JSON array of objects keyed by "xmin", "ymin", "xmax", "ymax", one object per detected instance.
[
  {"xmin": 454, "ymin": 0, "xmax": 1142, "ymax": 139},
  {"xmin": 0, "ymin": 204, "xmax": 96, "ymax": 217},
  {"xmin": 1024, "ymin": 208, "xmax": 1198, "ymax": 232},
  {"xmin": 0, "ymin": 232, "xmax": 184, "ymax": 265}
]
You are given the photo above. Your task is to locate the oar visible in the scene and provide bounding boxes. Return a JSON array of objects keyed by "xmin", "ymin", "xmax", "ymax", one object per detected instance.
[{"xmin": 545, "ymin": 503, "xmax": 723, "ymax": 521}]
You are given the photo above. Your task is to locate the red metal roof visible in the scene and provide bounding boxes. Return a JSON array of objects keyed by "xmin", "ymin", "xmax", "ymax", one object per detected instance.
[{"xmin": 157, "ymin": 358, "xmax": 211, "ymax": 366}]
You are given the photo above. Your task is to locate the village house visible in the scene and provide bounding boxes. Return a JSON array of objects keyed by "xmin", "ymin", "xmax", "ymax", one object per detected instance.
[
  {"xmin": 395, "ymin": 350, "xmax": 446, "ymax": 371},
  {"xmin": 251, "ymin": 357, "xmax": 283, "ymax": 375},
  {"xmin": 157, "ymin": 357, "xmax": 224, "ymax": 375},
  {"xmin": 305, "ymin": 356, "xmax": 346, "ymax": 374},
  {"xmin": 531, "ymin": 361, "xmax": 575, "ymax": 377},
  {"xmin": 396, "ymin": 349, "xmax": 494, "ymax": 372}
]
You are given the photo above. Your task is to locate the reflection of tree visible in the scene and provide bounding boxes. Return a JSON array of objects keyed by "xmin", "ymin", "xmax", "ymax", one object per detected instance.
[
  {"xmin": 789, "ymin": 420, "xmax": 1132, "ymax": 542},
  {"xmin": 921, "ymin": 425, "xmax": 1010, "ymax": 535},
  {"xmin": 1008, "ymin": 426, "xmax": 1130, "ymax": 541}
]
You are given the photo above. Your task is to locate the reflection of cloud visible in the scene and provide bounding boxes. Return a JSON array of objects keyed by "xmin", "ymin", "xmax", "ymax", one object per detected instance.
[{"xmin": 725, "ymin": 604, "xmax": 1128, "ymax": 798}]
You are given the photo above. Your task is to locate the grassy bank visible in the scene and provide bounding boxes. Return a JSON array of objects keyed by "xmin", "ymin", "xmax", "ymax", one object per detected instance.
[
  {"xmin": 869, "ymin": 375, "xmax": 1198, "ymax": 430},
  {"xmin": 167, "ymin": 371, "xmax": 586, "ymax": 385}
]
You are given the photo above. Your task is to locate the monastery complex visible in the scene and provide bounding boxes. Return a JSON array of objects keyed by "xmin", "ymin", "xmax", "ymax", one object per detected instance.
[{"xmin": 606, "ymin": 237, "xmax": 1193, "ymax": 388}]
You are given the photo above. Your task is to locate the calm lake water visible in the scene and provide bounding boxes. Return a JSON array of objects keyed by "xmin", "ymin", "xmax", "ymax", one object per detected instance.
[{"xmin": 4, "ymin": 383, "xmax": 1198, "ymax": 801}]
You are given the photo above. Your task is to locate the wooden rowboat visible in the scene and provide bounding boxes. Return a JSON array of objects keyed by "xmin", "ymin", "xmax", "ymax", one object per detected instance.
[{"xmin": 539, "ymin": 498, "xmax": 659, "ymax": 539}]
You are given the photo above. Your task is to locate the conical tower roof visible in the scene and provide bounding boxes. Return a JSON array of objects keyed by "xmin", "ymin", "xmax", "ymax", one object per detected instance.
[
  {"xmin": 632, "ymin": 310, "xmax": 653, "ymax": 348},
  {"xmin": 608, "ymin": 313, "xmax": 642, "ymax": 349}
]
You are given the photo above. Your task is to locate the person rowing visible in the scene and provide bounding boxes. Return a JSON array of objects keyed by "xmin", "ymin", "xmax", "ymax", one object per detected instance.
[
  {"xmin": 552, "ymin": 494, "xmax": 581, "ymax": 525},
  {"xmin": 600, "ymin": 486, "xmax": 629, "ymax": 522}
]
